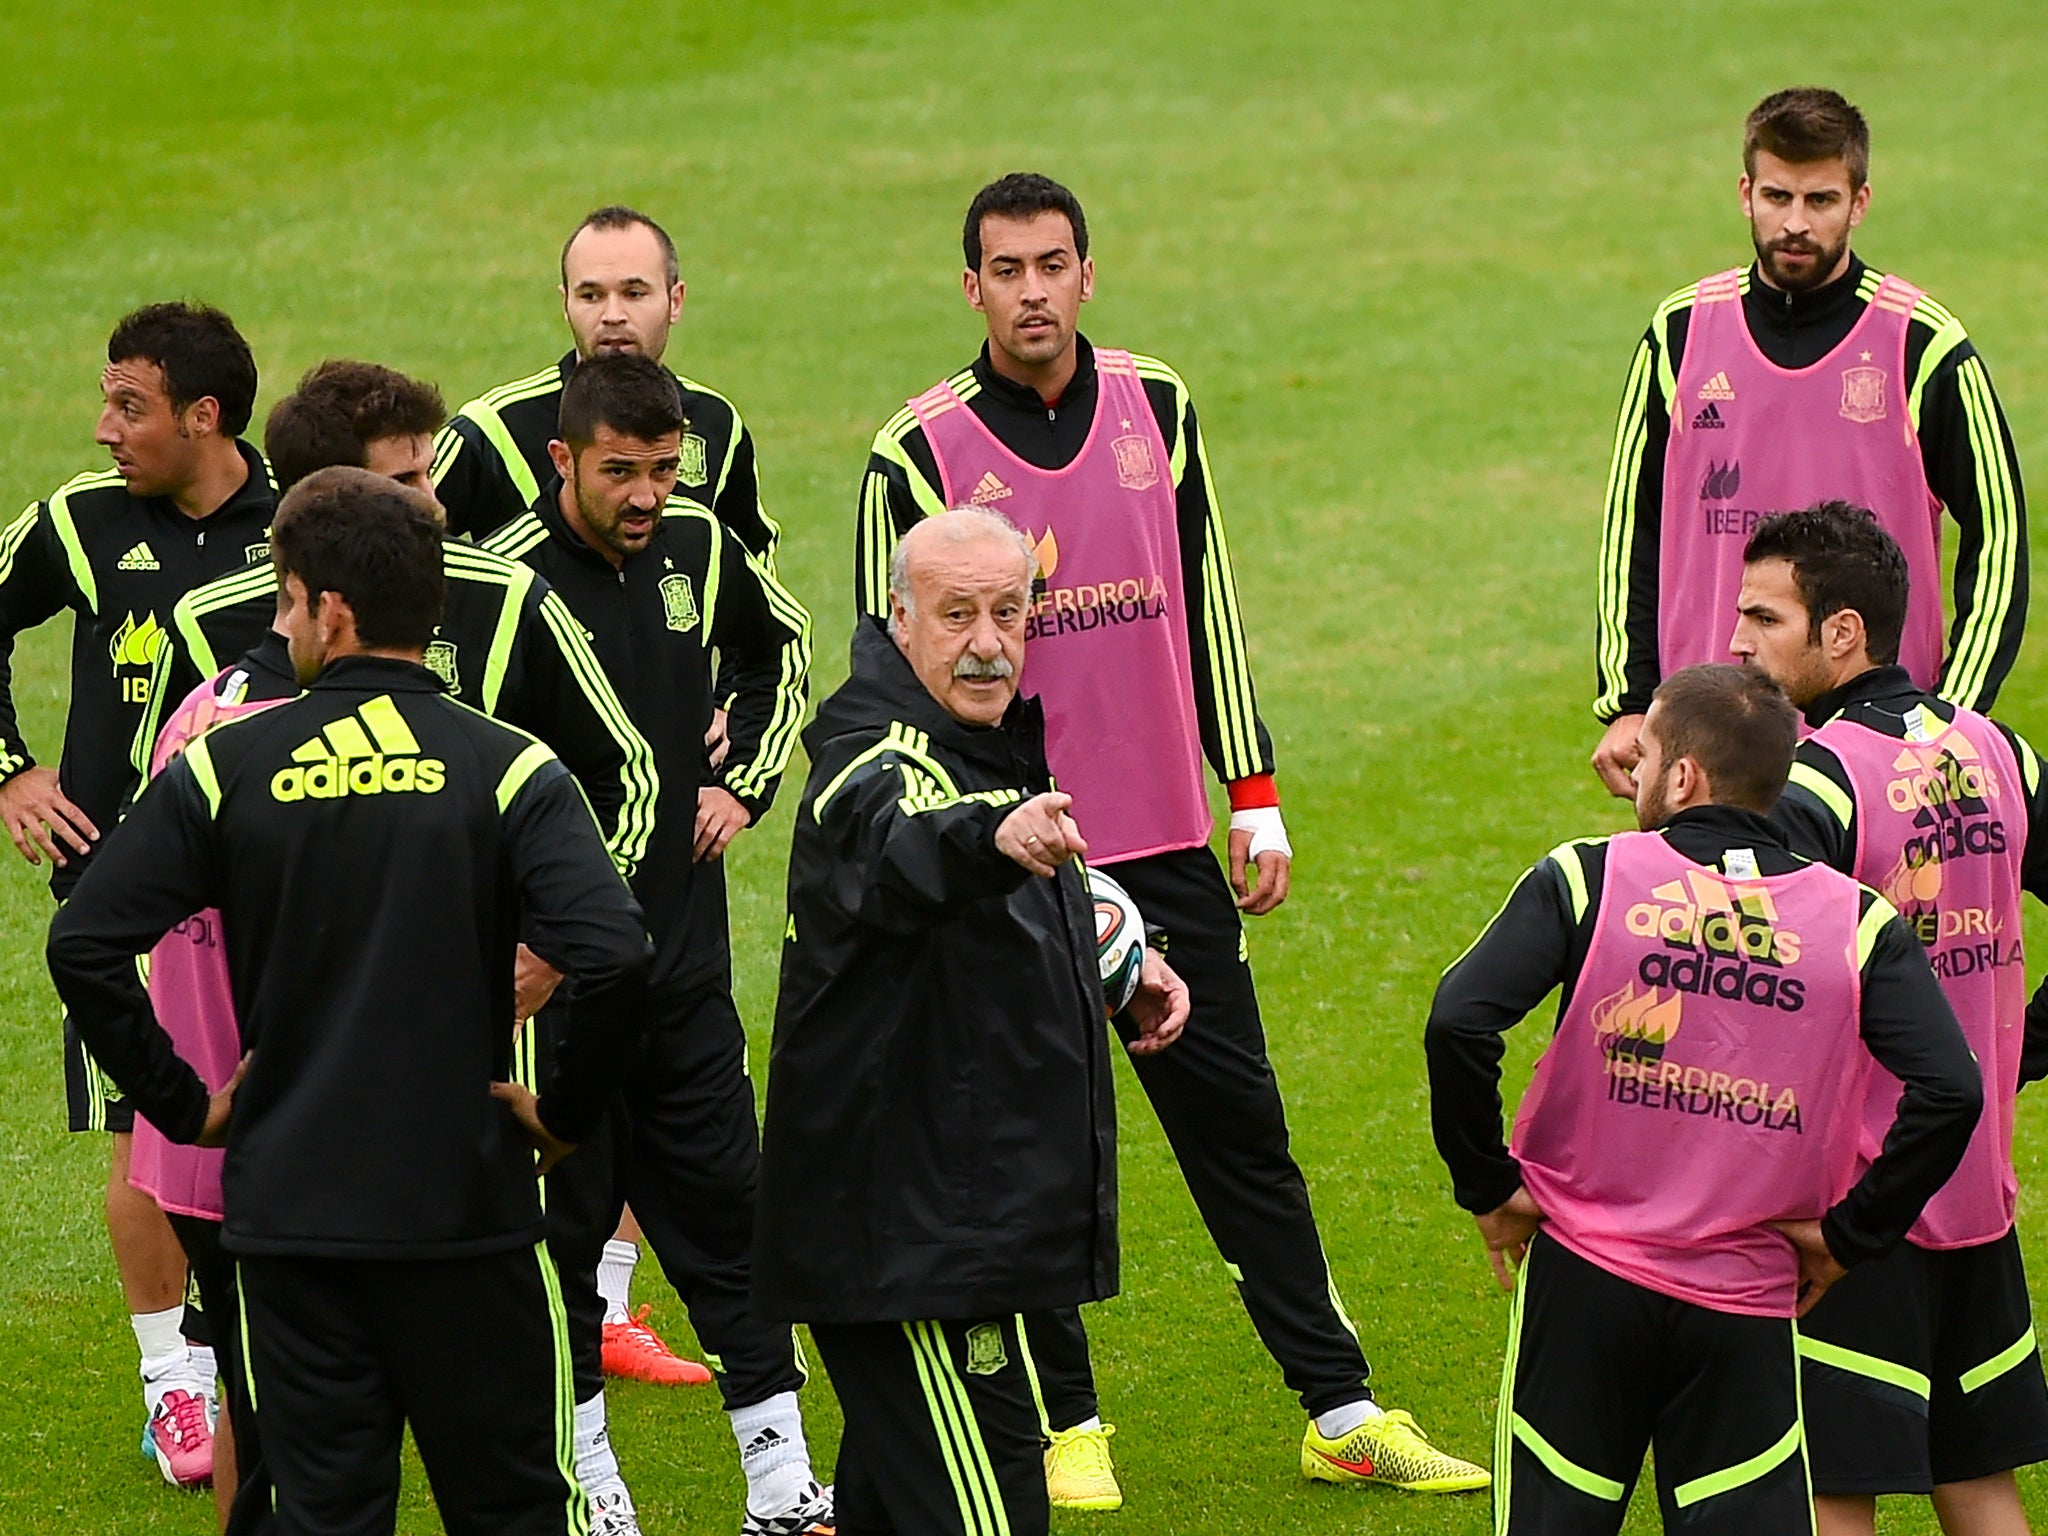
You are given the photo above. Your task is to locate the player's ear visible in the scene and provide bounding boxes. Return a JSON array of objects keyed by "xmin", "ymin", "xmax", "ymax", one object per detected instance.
[
  {"xmin": 963, "ymin": 268, "xmax": 984, "ymax": 312},
  {"xmin": 1738, "ymin": 174, "xmax": 1754, "ymax": 218},
  {"xmin": 547, "ymin": 439, "xmax": 575, "ymax": 481},
  {"xmin": 184, "ymin": 394, "xmax": 223, "ymax": 440},
  {"xmin": 669, "ymin": 280, "xmax": 686, "ymax": 324},
  {"xmin": 1848, "ymin": 181, "xmax": 1871, "ymax": 230},
  {"xmin": 1079, "ymin": 256, "xmax": 1095, "ymax": 304}
]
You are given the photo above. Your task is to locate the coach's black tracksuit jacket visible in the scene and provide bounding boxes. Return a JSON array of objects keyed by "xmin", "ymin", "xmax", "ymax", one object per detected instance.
[
  {"xmin": 0, "ymin": 442, "xmax": 275, "ymax": 895},
  {"xmin": 482, "ymin": 482, "xmax": 809, "ymax": 988},
  {"xmin": 136, "ymin": 539, "xmax": 658, "ymax": 876},
  {"xmin": 432, "ymin": 350, "xmax": 781, "ymax": 562},
  {"xmin": 47, "ymin": 656, "xmax": 650, "ymax": 1258},
  {"xmin": 753, "ymin": 618, "xmax": 1116, "ymax": 1324},
  {"xmin": 1426, "ymin": 804, "xmax": 1981, "ymax": 1269}
]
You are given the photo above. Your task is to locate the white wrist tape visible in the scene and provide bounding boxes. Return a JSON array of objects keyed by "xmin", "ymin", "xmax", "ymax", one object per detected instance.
[{"xmin": 1230, "ymin": 806, "xmax": 1291, "ymax": 861}]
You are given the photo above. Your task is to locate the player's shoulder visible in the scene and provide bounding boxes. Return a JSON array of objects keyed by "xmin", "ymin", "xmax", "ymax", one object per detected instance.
[
  {"xmin": 181, "ymin": 557, "xmax": 276, "ymax": 621},
  {"xmin": 443, "ymin": 537, "xmax": 535, "ymax": 588},
  {"xmin": 453, "ymin": 361, "xmax": 566, "ymax": 422},
  {"xmin": 1645, "ymin": 274, "xmax": 1720, "ymax": 332},
  {"xmin": 671, "ymin": 372, "xmax": 744, "ymax": 433},
  {"xmin": 1857, "ymin": 264, "xmax": 1968, "ymax": 340},
  {"xmin": 875, "ymin": 363, "xmax": 979, "ymax": 449},
  {"xmin": 479, "ymin": 509, "xmax": 550, "ymax": 563},
  {"xmin": 43, "ymin": 466, "xmax": 132, "ymax": 521},
  {"xmin": 1121, "ymin": 349, "xmax": 1192, "ymax": 393}
]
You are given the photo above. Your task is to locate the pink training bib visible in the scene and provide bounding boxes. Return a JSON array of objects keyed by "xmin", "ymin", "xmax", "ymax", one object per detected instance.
[
  {"xmin": 1514, "ymin": 833, "xmax": 1872, "ymax": 1317},
  {"xmin": 1661, "ymin": 270, "xmax": 1942, "ymax": 686},
  {"xmin": 128, "ymin": 669, "xmax": 289, "ymax": 1221},
  {"xmin": 910, "ymin": 350, "xmax": 1210, "ymax": 864},
  {"xmin": 1818, "ymin": 705, "xmax": 2027, "ymax": 1248}
]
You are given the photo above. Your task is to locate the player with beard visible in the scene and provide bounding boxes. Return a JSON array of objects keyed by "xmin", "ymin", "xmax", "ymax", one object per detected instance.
[
  {"xmin": 1731, "ymin": 505, "xmax": 2048, "ymax": 1536},
  {"xmin": 1430, "ymin": 663, "xmax": 1981, "ymax": 1535},
  {"xmin": 1591, "ymin": 88, "xmax": 2027, "ymax": 799}
]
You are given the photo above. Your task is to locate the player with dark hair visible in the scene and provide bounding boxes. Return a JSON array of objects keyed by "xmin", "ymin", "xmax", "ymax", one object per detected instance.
[
  {"xmin": 1431, "ymin": 661, "xmax": 1982, "ymax": 1534},
  {"xmin": 1592, "ymin": 87, "xmax": 2028, "ymax": 798},
  {"xmin": 0, "ymin": 300, "xmax": 274, "ymax": 1485},
  {"xmin": 853, "ymin": 171, "xmax": 1487, "ymax": 1501},
  {"xmin": 49, "ymin": 465, "xmax": 651, "ymax": 1536},
  {"xmin": 261, "ymin": 358, "xmax": 445, "ymax": 496},
  {"xmin": 485, "ymin": 353, "xmax": 821, "ymax": 1536},
  {"xmin": 1733, "ymin": 505, "xmax": 2048, "ymax": 1536}
]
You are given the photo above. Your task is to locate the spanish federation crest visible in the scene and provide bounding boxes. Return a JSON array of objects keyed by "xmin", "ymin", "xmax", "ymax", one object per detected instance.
[
  {"xmin": 964, "ymin": 1322, "xmax": 1008, "ymax": 1376},
  {"xmin": 678, "ymin": 432, "xmax": 708, "ymax": 487},
  {"xmin": 1112, "ymin": 432, "xmax": 1159, "ymax": 491},
  {"xmin": 423, "ymin": 639, "xmax": 460, "ymax": 694},
  {"xmin": 1840, "ymin": 366, "xmax": 1887, "ymax": 424},
  {"xmin": 245, "ymin": 541, "xmax": 271, "ymax": 564},
  {"xmin": 659, "ymin": 572, "xmax": 700, "ymax": 632}
]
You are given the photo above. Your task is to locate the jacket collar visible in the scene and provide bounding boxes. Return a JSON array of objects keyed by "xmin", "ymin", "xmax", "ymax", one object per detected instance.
[
  {"xmin": 306, "ymin": 654, "xmax": 446, "ymax": 694},
  {"xmin": 823, "ymin": 617, "xmax": 1045, "ymax": 767},
  {"xmin": 969, "ymin": 333, "xmax": 1099, "ymax": 415},
  {"xmin": 1804, "ymin": 663, "xmax": 1920, "ymax": 727},
  {"xmin": 1658, "ymin": 802, "xmax": 1792, "ymax": 856}
]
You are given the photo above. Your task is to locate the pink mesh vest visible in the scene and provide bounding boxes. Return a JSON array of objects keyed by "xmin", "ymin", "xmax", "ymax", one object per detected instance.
[
  {"xmin": 128, "ymin": 670, "xmax": 289, "ymax": 1221},
  {"xmin": 909, "ymin": 350, "xmax": 1210, "ymax": 864},
  {"xmin": 1661, "ymin": 270, "xmax": 1942, "ymax": 685},
  {"xmin": 1514, "ymin": 832, "xmax": 1872, "ymax": 1316},
  {"xmin": 1815, "ymin": 705, "xmax": 2027, "ymax": 1247}
]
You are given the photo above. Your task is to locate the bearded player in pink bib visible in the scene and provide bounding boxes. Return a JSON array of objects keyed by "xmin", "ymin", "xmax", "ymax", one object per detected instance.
[
  {"xmin": 1430, "ymin": 663, "xmax": 1980, "ymax": 1535},
  {"xmin": 855, "ymin": 173, "xmax": 1489, "ymax": 1503},
  {"xmin": 1591, "ymin": 87, "xmax": 2027, "ymax": 799},
  {"xmin": 1732, "ymin": 505, "xmax": 2048, "ymax": 1536}
]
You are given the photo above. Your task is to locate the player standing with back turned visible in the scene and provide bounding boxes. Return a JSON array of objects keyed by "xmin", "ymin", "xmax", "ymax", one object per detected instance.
[
  {"xmin": 854, "ymin": 172, "xmax": 1487, "ymax": 1503},
  {"xmin": 1592, "ymin": 88, "xmax": 2026, "ymax": 796}
]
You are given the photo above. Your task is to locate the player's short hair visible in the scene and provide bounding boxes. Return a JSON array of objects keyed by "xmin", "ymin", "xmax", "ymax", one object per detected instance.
[
  {"xmin": 887, "ymin": 507, "xmax": 1037, "ymax": 629},
  {"xmin": 263, "ymin": 360, "xmax": 447, "ymax": 493},
  {"xmin": 1649, "ymin": 664, "xmax": 1799, "ymax": 813},
  {"xmin": 561, "ymin": 205, "xmax": 680, "ymax": 290},
  {"xmin": 963, "ymin": 173, "xmax": 1090, "ymax": 270},
  {"xmin": 272, "ymin": 466, "xmax": 445, "ymax": 650},
  {"xmin": 106, "ymin": 302, "xmax": 259, "ymax": 437},
  {"xmin": 557, "ymin": 353, "xmax": 685, "ymax": 454},
  {"xmin": 1743, "ymin": 502, "xmax": 1908, "ymax": 666},
  {"xmin": 1744, "ymin": 88, "xmax": 1870, "ymax": 189}
]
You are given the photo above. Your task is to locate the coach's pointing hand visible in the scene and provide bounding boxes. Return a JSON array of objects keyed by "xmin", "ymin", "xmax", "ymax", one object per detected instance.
[
  {"xmin": 997, "ymin": 792, "xmax": 1087, "ymax": 877},
  {"xmin": 1476, "ymin": 1186, "xmax": 1544, "ymax": 1292},
  {"xmin": 490, "ymin": 1081, "xmax": 577, "ymax": 1177}
]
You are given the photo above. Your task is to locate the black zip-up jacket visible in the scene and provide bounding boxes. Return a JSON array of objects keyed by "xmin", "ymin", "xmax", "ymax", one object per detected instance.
[
  {"xmin": 136, "ymin": 541, "xmax": 658, "ymax": 877},
  {"xmin": 1769, "ymin": 664, "xmax": 2048, "ymax": 1087},
  {"xmin": 47, "ymin": 657, "xmax": 650, "ymax": 1260},
  {"xmin": 1426, "ymin": 804, "xmax": 1981, "ymax": 1269},
  {"xmin": 855, "ymin": 335, "xmax": 1276, "ymax": 788},
  {"xmin": 1597, "ymin": 256, "xmax": 2027, "ymax": 720},
  {"xmin": 432, "ymin": 350, "xmax": 781, "ymax": 563},
  {"xmin": 753, "ymin": 619, "xmax": 1116, "ymax": 1323},
  {"xmin": 483, "ymin": 483, "xmax": 810, "ymax": 987},
  {"xmin": 0, "ymin": 442, "xmax": 275, "ymax": 894}
]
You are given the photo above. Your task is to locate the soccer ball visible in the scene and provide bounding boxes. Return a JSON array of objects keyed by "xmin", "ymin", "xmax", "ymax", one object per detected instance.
[{"xmin": 1088, "ymin": 867, "xmax": 1146, "ymax": 1016}]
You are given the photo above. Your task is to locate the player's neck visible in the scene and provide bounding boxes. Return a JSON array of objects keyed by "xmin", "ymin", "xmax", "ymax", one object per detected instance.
[
  {"xmin": 986, "ymin": 337, "xmax": 1079, "ymax": 406},
  {"xmin": 1753, "ymin": 245, "xmax": 1856, "ymax": 297},
  {"xmin": 171, "ymin": 440, "xmax": 250, "ymax": 521}
]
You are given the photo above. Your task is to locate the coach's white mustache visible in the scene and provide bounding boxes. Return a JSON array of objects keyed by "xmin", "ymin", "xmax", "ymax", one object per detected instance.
[{"xmin": 953, "ymin": 654, "xmax": 1015, "ymax": 681}]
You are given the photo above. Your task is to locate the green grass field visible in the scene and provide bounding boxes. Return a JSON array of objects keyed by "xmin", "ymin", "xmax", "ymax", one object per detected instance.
[{"xmin": 6, "ymin": 1, "xmax": 2048, "ymax": 1530}]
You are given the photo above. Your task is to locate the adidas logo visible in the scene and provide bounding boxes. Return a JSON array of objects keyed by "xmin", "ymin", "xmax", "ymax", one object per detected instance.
[
  {"xmin": 1697, "ymin": 371, "xmax": 1736, "ymax": 402},
  {"xmin": 1691, "ymin": 402, "xmax": 1727, "ymax": 431},
  {"xmin": 970, "ymin": 471, "xmax": 1013, "ymax": 504},
  {"xmin": 117, "ymin": 541, "xmax": 160, "ymax": 572},
  {"xmin": 741, "ymin": 1427, "xmax": 786, "ymax": 1466},
  {"xmin": 270, "ymin": 695, "xmax": 446, "ymax": 802}
]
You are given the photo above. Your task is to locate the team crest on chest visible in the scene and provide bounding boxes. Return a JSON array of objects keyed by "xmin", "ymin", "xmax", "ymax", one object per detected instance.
[
  {"xmin": 1112, "ymin": 428, "xmax": 1159, "ymax": 491},
  {"xmin": 1840, "ymin": 365, "xmax": 1887, "ymax": 424},
  {"xmin": 423, "ymin": 639, "xmax": 460, "ymax": 694},
  {"xmin": 678, "ymin": 433, "xmax": 708, "ymax": 487},
  {"xmin": 964, "ymin": 1322, "xmax": 1008, "ymax": 1375},
  {"xmin": 659, "ymin": 572, "xmax": 700, "ymax": 632}
]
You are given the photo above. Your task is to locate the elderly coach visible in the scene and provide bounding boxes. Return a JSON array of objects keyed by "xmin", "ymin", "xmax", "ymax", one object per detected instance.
[{"xmin": 754, "ymin": 507, "xmax": 1186, "ymax": 1536}]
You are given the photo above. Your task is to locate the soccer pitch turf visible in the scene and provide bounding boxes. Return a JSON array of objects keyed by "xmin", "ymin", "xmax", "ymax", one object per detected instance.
[{"xmin": 5, "ymin": 1, "xmax": 2048, "ymax": 1530}]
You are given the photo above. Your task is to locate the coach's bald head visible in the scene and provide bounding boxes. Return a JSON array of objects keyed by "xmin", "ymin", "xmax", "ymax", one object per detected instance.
[{"xmin": 888, "ymin": 509, "xmax": 1037, "ymax": 728}]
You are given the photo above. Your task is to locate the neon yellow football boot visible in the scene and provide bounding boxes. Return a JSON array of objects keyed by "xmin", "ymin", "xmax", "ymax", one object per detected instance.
[
  {"xmin": 1301, "ymin": 1408, "xmax": 1490, "ymax": 1493},
  {"xmin": 1045, "ymin": 1422, "xmax": 1123, "ymax": 1511}
]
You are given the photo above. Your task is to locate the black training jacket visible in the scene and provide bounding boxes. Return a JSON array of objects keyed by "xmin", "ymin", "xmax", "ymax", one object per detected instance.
[
  {"xmin": 432, "ymin": 350, "xmax": 781, "ymax": 563},
  {"xmin": 47, "ymin": 657, "xmax": 650, "ymax": 1260},
  {"xmin": 753, "ymin": 619, "xmax": 1116, "ymax": 1323},
  {"xmin": 0, "ymin": 443, "xmax": 275, "ymax": 895},
  {"xmin": 483, "ymin": 482, "xmax": 809, "ymax": 988},
  {"xmin": 138, "ymin": 540, "xmax": 658, "ymax": 877},
  {"xmin": 1426, "ymin": 804, "xmax": 1981, "ymax": 1270}
]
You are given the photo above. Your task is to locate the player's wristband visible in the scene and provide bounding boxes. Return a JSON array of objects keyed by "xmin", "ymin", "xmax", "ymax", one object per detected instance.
[
  {"xmin": 1230, "ymin": 806, "xmax": 1291, "ymax": 861},
  {"xmin": 1227, "ymin": 773, "xmax": 1279, "ymax": 811}
]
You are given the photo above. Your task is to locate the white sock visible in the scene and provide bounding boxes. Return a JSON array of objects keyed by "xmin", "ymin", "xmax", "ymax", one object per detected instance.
[
  {"xmin": 597, "ymin": 1240, "xmax": 638, "ymax": 1327},
  {"xmin": 730, "ymin": 1391, "xmax": 812, "ymax": 1514},
  {"xmin": 1315, "ymin": 1399, "xmax": 1382, "ymax": 1439},
  {"xmin": 1060, "ymin": 1415, "xmax": 1104, "ymax": 1435},
  {"xmin": 133, "ymin": 1307, "xmax": 185, "ymax": 1374},
  {"xmin": 574, "ymin": 1393, "xmax": 624, "ymax": 1491},
  {"xmin": 185, "ymin": 1344, "xmax": 218, "ymax": 1393}
]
